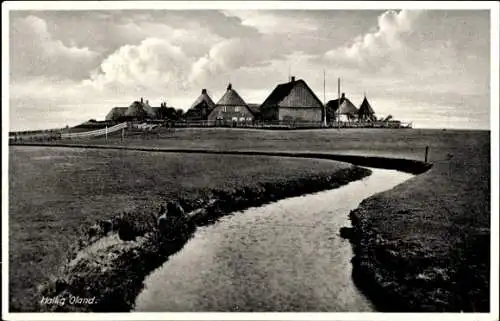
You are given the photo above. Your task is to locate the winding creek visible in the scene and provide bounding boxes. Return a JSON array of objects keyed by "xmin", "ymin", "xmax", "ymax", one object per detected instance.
[{"xmin": 134, "ymin": 168, "xmax": 414, "ymax": 312}]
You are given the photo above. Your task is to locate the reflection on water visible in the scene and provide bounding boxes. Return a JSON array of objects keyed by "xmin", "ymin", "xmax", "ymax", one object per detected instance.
[{"xmin": 134, "ymin": 168, "xmax": 413, "ymax": 312}]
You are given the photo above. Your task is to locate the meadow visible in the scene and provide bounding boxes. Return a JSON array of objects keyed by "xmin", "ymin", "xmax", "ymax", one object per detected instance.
[
  {"xmin": 57, "ymin": 127, "xmax": 477, "ymax": 160},
  {"xmin": 9, "ymin": 146, "xmax": 351, "ymax": 311},
  {"xmin": 9, "ymin": 127, "xmax": 491, "ymax": 312}
]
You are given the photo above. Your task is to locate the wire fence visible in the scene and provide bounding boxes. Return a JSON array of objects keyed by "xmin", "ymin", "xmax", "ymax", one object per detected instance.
[
  {"xmin": 9, "ymin": 119, "xmax": 413, "ymax": 144},
  {"xmin": 176, "ymin": 120, "xmax": 412, "ymax": 129},
  {"xmin": 9, "ymin": 122, "xmax": 128, "ymax": 143},
  {"xmin": 60, "ymin": 122, "xmax": 127, "ymax": 139}
]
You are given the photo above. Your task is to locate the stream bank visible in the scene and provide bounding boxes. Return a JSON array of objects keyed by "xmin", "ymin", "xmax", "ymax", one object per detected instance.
[
  {"xmin": 134, "ymin": 168, "xmax": 414, "ymax": 312},
  {"xmin": 38, "ymin": 165, "xmax": 371, "ymax": 312}
]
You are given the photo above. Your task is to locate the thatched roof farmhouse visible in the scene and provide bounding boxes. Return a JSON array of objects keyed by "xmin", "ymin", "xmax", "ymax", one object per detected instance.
[
  {"xmin": 260, "ymin": 77, "xmax": 324, "ymax": 123},
  {"xmin": 185, "ymin": 89, "xmax": 216, "ymax": 121},
  {"xmin": 207, "ymin": 84, "xmax": 255, "ymax": 124},
  {"xmin": 105, "ymin": 107, "xmax": 127, "ymax": 121},
  {"xmin": 326, "ymin": 93, "xmax": 358, "ymax": 122}
]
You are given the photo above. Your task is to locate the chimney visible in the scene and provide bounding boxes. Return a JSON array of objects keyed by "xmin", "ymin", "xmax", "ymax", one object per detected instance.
[
  {"xmin": 146, "ymin": 99, "xmax": 149, "ymax": 105},
  {"xmin": 140, "ymin": 97, "xmax": 143, "ymax": 103},
  {"xmin": 202, "ymin": 88, "xmax": 207, "ymax": 94},
  {"xmin": 341, "ymin": 92, "xmax": 345, "ymax": 99},
  {"xmin": 227, "ymin": 83, "xmax": 232, "ymax": 90},
  {"xmin": 291, "ymin": 76, "xmax": 295, "ymax": 83}
]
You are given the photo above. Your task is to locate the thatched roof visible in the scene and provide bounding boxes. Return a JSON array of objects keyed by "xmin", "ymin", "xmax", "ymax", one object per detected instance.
[
  {"xmin": 216, "ymin": 83, "xmax": 247, "ymax": 106},
  {"xmin": 338, "ymin": 99, "xmax": 358, "ymax": 115},
  {"xmin": 190, "ymin": 88, "xmax": 216, "ymax": 110},
  {"xmin": 185, "ymin": 100, "xmax": 212, "ymax": 120},
  {"xmin": 247, "ymin": 103, "xmax": 261, "ymax": 115},
  {"xmin": 125, "ymin": 99, "xmax": 157, "ymax": 118},
  {"xmin": 143, "ymin": 102, "xmax": 156, "ymax": 118},
  {"xmin": 125, "ymin": 101, "xmax": 148, "ymax": 118},
  {"xmin": 105, "ymin": 107, "xmax": 127, "ymax": 121},
  {"xmin": 358, "ymin": 96, "xmax": 375, "ymax": 116},
  {"xmin": 326, "ymin": 93, "xmax": 358, "ymax": 115},
  {"xmin": 261, "ymin": 78, "xmax": 323, "ymax": 109}
]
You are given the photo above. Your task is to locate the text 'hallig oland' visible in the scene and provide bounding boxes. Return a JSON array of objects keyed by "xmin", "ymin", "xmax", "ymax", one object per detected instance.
[{"xmin": 40, "ymin": 295, "xmax": 97, "ymax": 307}]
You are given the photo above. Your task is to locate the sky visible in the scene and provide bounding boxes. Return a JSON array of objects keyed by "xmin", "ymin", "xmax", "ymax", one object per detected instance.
[{"xmin": 7, "ymin": 7, "xmax": 492, "ymax": 130}]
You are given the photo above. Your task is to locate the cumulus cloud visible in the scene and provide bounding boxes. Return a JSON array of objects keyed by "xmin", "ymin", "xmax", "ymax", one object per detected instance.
[
  {"xmin": 84, "ymin": 38, "xmax": 194, "ymax": 96},
  {"xmin": 10, "ymin": 15, "xmax": 99, "ymax": 80},
  {"xmin": 222, "ymin": 10, "xmax": 319, "ymax": 35},
  {"xmin": 187, "ymin": 35, "xmax": 297, "ymax": 87},
  {"xmin": 324, "ymin": 10, "xmax": 423, "ymax": 71},
  {"xmin": 188, "ymin": 39, "xmax": 249, "ymax": 85},
  {"xmin": 115, "ymin": 21, "xmax": 224, "ymax": 57}
]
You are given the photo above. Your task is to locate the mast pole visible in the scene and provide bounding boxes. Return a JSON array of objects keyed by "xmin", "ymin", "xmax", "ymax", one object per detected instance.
[
  {"xmin": 337, "ymin": 77, "xmax": 340, "ymax": 130},
  {"xmin": 323, "ymin": 70, "xmax": 327, "ymax": 127}
]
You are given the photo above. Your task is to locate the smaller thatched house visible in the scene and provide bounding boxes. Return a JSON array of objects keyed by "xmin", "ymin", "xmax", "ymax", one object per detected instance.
[
  {"xmin": 325, "ymin": 93, "xmax": 358, "ymax": 122},
  {"xmin": 105, "ymin": 107, "xmax": 127, "ymax": 121},
  {"xmin": 106, "ymin": 97, "xmax": 162, "ymax": 122},
  {"xmin": 358, "ymin": 96, "xmax": 376, "ymax": 121},
  {"xmin": 208, "ymin": 84, "xmax": 255, "ymax": 125},
  {"xmin": 185, "ymin": 89, "xmax": 216, "ymax": 121},
  {"xmin": 126, "ymin": 98, "xmax": 157, "ymax": 119}
]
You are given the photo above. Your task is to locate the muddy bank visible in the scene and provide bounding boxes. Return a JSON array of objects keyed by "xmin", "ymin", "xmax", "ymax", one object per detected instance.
[{"xmin": 38, "ymin": 165, "xmax": 371, "ymax": 312}]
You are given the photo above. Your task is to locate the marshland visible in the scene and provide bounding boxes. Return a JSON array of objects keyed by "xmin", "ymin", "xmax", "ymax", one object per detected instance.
[{"xmin": 8, "ymin": 127, "xmax": 490, "ymax": 312}]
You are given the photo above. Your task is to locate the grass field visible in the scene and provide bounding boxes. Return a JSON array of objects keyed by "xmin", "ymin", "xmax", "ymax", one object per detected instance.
[
  {"xmin": 8, "ymin": 146, "xmax": 351, "ymax": 312},
  {"xmin": 347, "ymin": 129, "xmax": 491, "ymax": 311},
  {"xmin": 9, "ymin": 127, "xmax": 491, "ymax": 312},
  {"xmin": 54, "ymin": 127, "xmax": 481, "ymax": 160}
]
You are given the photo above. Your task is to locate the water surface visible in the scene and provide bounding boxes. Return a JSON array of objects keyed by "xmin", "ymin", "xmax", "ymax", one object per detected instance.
[{"xmin": 135, "ymin": 168, "xmax": 413, "ymax": 312}]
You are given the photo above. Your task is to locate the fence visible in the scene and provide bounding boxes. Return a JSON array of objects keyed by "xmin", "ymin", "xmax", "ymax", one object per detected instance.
[
  {"xmin": 176, "ymin": 120, "xmax": 324, "ymax": 129},
  {"xmin": 60, "ymin": 122, "xmax": 128, "ymax": 139},
  {"xmin": 329, "ymin": 121, "xmax": 413, "ymax": 129},
  {"xmin": 175, "ymin": 120, "xmax": 412, "ymax": 129},
  {"xmin": 9, "ymin": 129, "xmax": 63, "ymax": 143},
  {"xmin": 9, "ymin": 119, "xmax": 413, "ymax": 144},
  {"xmin": 9, "ymin": 122, "xmax": 128, "ymax": 143}
]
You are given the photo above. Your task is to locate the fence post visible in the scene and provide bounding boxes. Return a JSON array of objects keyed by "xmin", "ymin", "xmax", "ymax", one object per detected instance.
[
  {"xmin": 425, "ymin": 146, "xmax": 429, "ymax": 163},
  {"xmin": 105, "ymin": 126, "xmax": 108, "ymax": 143},
  {"xmin": 121, "ymin": 127, "xmax": 124, "ymax": 142}
]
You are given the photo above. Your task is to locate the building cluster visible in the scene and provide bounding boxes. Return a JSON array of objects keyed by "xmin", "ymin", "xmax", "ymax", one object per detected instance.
[{"xmin": 105, "ymin": 76, "xmax": 377, "ymax": 125}]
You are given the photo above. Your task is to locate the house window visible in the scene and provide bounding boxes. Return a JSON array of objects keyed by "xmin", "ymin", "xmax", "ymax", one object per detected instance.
[
  {"xmin": 235, "ymin": 106, "xmax": 240, "ymax": 112},
  {"xmin": 223, "ymin": 106, "xmax": 227, "ymax": 112}
]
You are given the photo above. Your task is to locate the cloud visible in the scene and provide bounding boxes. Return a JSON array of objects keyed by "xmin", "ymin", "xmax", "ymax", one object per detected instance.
[
  {"xmin": 187, "ymin": 35, "xmax": 303, "ymax": 87},
  {"xmin": 188, "ymin": 38, "xmax": 251, "ymax": 85},
  {"xmin": 323, "ymin": 10, "xmax": 423, "ymax": 71},
  {"xmin": 84, "ymin": 38, "xmax": 194, "ymax": 96},
  {"xmin": 114, "ymin": 20, "xmax": 224, "ymax": 57},
  {"xmin": 7, "ymin": 10, "xmax": 491, "ymax": 131},
  {"xmin": 10, "ymin": 15, "xmax": 99, "ymax": 80},
  {"xmin": 222, "ymin": 10, "xmax": 319, "ymax": 35}
]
